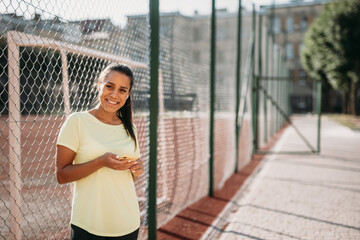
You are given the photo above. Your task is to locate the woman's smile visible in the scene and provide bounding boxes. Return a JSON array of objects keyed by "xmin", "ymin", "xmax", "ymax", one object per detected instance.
[{"xmin": 106, "ymin": 98, "xmax": 120, "ymax": 105}]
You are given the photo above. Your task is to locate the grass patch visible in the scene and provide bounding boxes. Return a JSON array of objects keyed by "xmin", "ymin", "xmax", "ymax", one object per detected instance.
[{"xmin": 324, "ymin": 114, "xmax": 360, "ymax": 131}]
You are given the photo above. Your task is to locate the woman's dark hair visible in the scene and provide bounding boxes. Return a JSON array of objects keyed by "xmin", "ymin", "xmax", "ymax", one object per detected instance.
[{"xmin": 97, "ymin": 63, "xmax": 137, "ymax": 149}]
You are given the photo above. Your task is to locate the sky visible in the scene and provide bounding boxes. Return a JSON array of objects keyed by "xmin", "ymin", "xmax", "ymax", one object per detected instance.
[{"xmin": 1, "ymin": 0, "xmax": 299, "ymax": 27}]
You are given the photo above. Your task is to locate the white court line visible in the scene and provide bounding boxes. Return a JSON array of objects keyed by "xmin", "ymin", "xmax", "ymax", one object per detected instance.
[{"xmin": 200, "ymin": 128, "xmax": 291, "ymax": 240}]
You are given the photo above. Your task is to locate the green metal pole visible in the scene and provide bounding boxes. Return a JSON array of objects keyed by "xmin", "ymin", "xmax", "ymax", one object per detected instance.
[
  {"xmin": 284, "ymin": 60, "xmax": 287, "ymax": 125},
  {"xmin": 209, "ymin": 0, "xmax": 216, "ymax": 197},
  {"xmin": 278, "ymin": 56, "xmax": 281, "ymax": 129},
  {"xmin": 276, "ymin": 48, "xmax": 280, "ymax": 132},
  {"xmin": 264, "ymin": 18, "xmax": 269, "ymax": 143},
  {"xmin": 280, "ymin": 57, "xmax": 286, "ymax": 127},
  {"xmin": 269, "ymin": 44, "xmax": 274, "ymax": 137},
  {"xmin": 287, "ymin": 66, "xmax": 291, "ymax": 117},
  {"xmin": 235, "ymin": 0, "xmax": 242, "ymax": 173},
  {"xmin": 256, "ymin": 14, "xmax": 262, "ymax": 151},
  {"xmin": 317, "ymin": 81, "xmax": 322, "ymax": 153},
  {"xmin": 251, "ymin": 4, "xmax": 257, "ymax": 155},
  {"xmin": 149, "ymin": 0, "xmax": 159, "ymax": 238},
  {"xmin": 271, "ymin": 45, "xmax": 275, "ymax": 137},
  {"xmin": 274, "ymin": 49, "xmax": 278, "ymax": 132},
  {"xmin": 279, "ymin": 54, "xmax": 283, "ymax": 129},
  {"xmin": 270, "ymin": 0, "xmax": 275, "ymax": 138}
]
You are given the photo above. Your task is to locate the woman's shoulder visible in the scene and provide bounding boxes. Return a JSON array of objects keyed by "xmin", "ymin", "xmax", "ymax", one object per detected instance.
[{"xmin": 65, "ymin": 111, "xmax": 89, "ymax": 123}]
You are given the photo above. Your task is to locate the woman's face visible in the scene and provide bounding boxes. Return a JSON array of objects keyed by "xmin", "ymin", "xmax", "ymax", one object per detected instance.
[{"xmin": 98, "ymin": 70, "xmax": 131, "ymax": 113}]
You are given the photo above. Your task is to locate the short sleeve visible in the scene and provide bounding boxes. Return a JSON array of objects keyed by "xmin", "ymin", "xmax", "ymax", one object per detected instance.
[{"xmin": 56, "ymin": 113, "xmax": 80, "ymax": 152}]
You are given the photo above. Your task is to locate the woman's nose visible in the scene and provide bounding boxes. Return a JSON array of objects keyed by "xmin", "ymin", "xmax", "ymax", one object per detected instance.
[{"xmin": 110, "ymin": 90, "xmax": 118, "ymax": 98}]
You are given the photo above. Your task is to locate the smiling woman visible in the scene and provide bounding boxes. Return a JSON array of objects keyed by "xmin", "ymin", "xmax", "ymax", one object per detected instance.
[
  {"xmin": 55, "ymin": 63, "xmax": 144, "ymax": 240},
  {"xmin": 93, "ymin": 63, "xmax": 138, "ymax": 147},
  {"xmin": 95, "ymin": 70, "xmax": 131, "ymax": 120}
]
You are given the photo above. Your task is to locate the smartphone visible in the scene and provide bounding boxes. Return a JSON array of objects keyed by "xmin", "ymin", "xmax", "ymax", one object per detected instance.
[{"xmin": 119, "ymin": 155, "xmax": 138, "ymax": 161}]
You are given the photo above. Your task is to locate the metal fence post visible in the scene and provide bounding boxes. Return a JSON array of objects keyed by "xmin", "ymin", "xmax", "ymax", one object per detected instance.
[
  {"xmin": 209, "ymin": 0, "xmax": 216, "ymax": 197},
  {"xmin": 7, "ymin": 31, "xmax": 22, "ymax": 240},
  {"xmin": 287, "ymin": 67, "xmax": 291, "ymax": 117},
  {"xmin": 256, "ymin": 14, "xmax": 263, "ymax": 151},
  {"xmin": 271, "ymin": 0, "xmax": 276, "ymax": 138},
  {"xmin": 264, "ymin": 19, "xmax": 269, "ymax": 143},
  {"xmin": 276, "ymin": 48, "xmax": 280, "ymax": 132},
  {"xmin": 235, "ymin": 0, "xmax": 242, "ymax": 173},
  {"xmin": 60, "ymin": 48, "xmax": 73, "ymax": 208},
  {"xmin": 60, "ymin": 49, "xmax": 70, "ymax": 116},
  {"xmin": 251, "ymin": 4, "xmax": 257, "ymax": 154},
  {"xmin": 317, "ymin": 81, "xmax": 322, "ymax": 153},
  {"xmin": 149, "ymin": 0, "xmax": 159, "ymax": 238}
]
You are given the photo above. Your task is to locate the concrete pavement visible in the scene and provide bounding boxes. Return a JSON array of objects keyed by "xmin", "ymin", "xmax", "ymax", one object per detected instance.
[{"xmin": 202, "ymin": 116, "xmax": 360, "ymax": 240}]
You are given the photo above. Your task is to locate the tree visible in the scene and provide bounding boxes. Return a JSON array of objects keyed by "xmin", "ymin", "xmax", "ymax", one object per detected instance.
[{"xmin": 301, "ymin": 0, "xmax": 360, "ymax": 115}]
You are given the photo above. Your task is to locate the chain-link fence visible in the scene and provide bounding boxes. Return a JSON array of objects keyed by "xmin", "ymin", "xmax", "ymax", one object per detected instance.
[
  {"xmin": 155, "ymin": 10, "xmax": 211, "ymax": 227},
  {"xmin": 1, "ymin": 1, "xmax": 150, "ymax": 239},
  {"xmin": 0, "ymin": 0, "xmax": 301, "ymax": 239},
  {"xmin": 256, "ymin": 11, "xmax": 321, "ymax": 154}
]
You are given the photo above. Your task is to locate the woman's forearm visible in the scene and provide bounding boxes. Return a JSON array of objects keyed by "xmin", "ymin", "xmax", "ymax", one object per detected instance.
[{"xmin": 57, "ymin": 157, "xmax": 104, "ymax": 184}]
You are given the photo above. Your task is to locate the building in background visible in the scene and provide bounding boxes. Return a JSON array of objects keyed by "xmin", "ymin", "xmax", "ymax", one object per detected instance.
[
  {"xmin": 126, "ymin": 9, "xmax": 252, "ymax": 112},
  {"xmin": 192, "ymin": 8, "xmax": 251, "ymax": 113},
  {"xmin": 0, "ymin": 13, "xmax": 82, "ymax": 43},
  {"xmin": 260, "ymin": 0, "xmax": 339, "ymax": 113}
]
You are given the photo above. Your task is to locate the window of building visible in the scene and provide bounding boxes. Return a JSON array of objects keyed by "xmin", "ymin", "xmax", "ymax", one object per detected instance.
[
  {"xmin": 87, "ymin": 22, "xmax": 97, "ymax": 31},
  {"xmin": 286, "ymin": 43, "xmax": 294, "ymax": 59},
  {"xmin": 300, "ymin": 17, "xmax": 308, "ymax": 32},
  {"xmin": 273, "ymin": 17, "xmax": 281, "ymax": 34},
  {"xmin": 300, "ymin": 70, "xmax": 307, "ymax": 79},
  {"xmin": 300, "ymin": 42, "xmax": 304, "ymax": 54},
  {"xmin": 298, "ymin": 79, "xmax": 306, "ymax": 86},
  {"xmin": 286, "ymin": 17, "xmax": 294, "ymax": 33}
]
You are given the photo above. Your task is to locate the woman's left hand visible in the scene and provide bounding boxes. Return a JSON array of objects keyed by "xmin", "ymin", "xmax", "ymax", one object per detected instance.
[{"xmin": 129, "ymin": 159, "xmax": 144, "ymax": 179}]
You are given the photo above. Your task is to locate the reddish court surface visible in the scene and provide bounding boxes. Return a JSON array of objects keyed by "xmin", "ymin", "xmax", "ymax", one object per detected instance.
[{"xmin": 157, "ymin": 123, "xmax": 290, "ymax": 240}]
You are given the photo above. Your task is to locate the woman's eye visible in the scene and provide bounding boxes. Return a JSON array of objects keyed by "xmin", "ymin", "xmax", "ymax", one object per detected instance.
[{"xmin": 106, "ymin": 85, "xmax": 112, "ymax": 88}]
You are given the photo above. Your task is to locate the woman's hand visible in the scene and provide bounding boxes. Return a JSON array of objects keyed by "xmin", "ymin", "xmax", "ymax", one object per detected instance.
[
  {"xmin": 56, "ymin": 146, "xmax": 139, "ymax": 184},
  {"xmin": 129, "ymin": 159, "xmax": 144, "ymax": 180},
  {"xmin": 101, "ymin": 153, "xmax": 136, "ymax": 170}
]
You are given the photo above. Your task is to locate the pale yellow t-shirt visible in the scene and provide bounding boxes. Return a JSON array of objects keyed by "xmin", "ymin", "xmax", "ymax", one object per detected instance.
[{"xmin": 56, "ymin": 111, "xmax": 141, "ymax": 236}]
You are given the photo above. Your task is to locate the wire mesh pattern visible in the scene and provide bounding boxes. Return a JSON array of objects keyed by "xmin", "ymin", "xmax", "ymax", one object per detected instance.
[
  {"xmin": 0, "ymin": 0, "xmax": 306, "ymax": 239},
  {"xmin": 213, "ymin": 5, "xmax": 238, "ymax": 190},
  {"xmin": 1, "ymin": 0, "xmax": 150, "ymax": 239},
  {"xmin": 156, "ymin": 12, "xmax": 211, "ymax": 226}
]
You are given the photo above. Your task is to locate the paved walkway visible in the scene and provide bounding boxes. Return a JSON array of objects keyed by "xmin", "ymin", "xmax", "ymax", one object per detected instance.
[{"xmin": 202, "ymin": 116, "xmax": 360, "ymax": 240}]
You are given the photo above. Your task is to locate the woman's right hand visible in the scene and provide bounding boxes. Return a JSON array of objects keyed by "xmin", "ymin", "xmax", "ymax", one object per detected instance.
[
  {"xmin": 56, "ymin": 146, "xmax": 136, "ymax": 185},
  {"xmin": 100, "ymin": 152, "xmax": 135, "ymax": 170}
]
